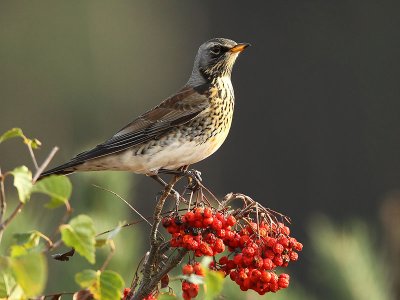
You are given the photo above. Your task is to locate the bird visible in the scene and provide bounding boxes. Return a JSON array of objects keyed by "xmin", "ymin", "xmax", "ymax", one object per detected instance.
[{"xmin": 39, "ymin": 38, "xmax": 249, "ymax": 180}]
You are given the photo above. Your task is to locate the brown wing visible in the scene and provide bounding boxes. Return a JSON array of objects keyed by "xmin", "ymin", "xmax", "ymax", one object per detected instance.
[{"xmin": 69, "ymin": 85, "xmax": 210, "ymax": 163}]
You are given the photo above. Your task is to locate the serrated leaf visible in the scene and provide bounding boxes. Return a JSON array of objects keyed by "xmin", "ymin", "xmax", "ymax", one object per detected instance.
[
  {"xmin": 10, "ymin": 245, "xmax": 29, "ymax": 257},
  {"xmin": 10, "ymin": 166, "xmax": 33, "ymax": 203},
  {"xmin": 0, "ymin": 257, "xmax": 25, "ymax": 299},
  {"xmin": 75, "ymin": 269, "xmax": 98, "ymax": 289},
  {"xmin": 32, "ymin": 175, "xmax": 72, "ymax": 208},
  {"xmin": 60, "ymin": 215, "xmax": 96, "ymax": 264},
  {"xmin": 0, "ymin": 257, "xmax": 12, "ymax": 298},
  {"xmin": 9, "ymin": 252, "xmax": 47, "ymax": 297},
  {"xmin": 13, "ymin": 231, "xmax": 41, "ymax": 247},
  {"xmin": 0, "ymin": 128, "xmax": 41, "ymax": 149},
  {"xmin": 75, "ymin": 270, "xmax": 124, "ymax": 300},
  {"xmin": 99, "ymin": 270, "xmax": 124, "ymax": 300},
  {"xmin": 204, "ymin": 270, "xmax": 224, "ymax": 300},
  {"xmin": 0, "ymin": 128, "xmax": 24, "ymax": 143}
]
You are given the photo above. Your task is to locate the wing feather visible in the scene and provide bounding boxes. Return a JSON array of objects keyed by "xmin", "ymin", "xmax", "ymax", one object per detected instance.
[{"xmin": 69, "ymin": 85, "xmax": 210, "ymax": 163}]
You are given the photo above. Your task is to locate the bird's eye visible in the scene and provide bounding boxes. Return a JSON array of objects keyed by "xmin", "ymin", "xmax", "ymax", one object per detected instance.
[{"xmin": 210, "ymin": 45, "xmax": 222, "ymax": 56}]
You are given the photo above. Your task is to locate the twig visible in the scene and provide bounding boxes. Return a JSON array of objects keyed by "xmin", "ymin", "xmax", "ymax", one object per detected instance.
[
  {"xmin": 96, "ymin": 220, "xmax": 142, "ymax": 237},
  {"xmin": 27, "ymin": 144, "xmax": 39, "ymax": 171},
  {"xmin": 0, "ymin": 202, "xmax": 24, "ymax": 231},
  {"xmin": 0, "ymin": 169, "xmax": 6, "ymax": 224},
  {"xmin": 92, "ymin": 184, "xmax": 152, "ymax": 228},
  {"xmin": 100, "ymin": 240, "xmax": 115, "ymax": 271},
  {"xmin": 32, "ymin": 146, "xmax": 59, "ymax": 183}
]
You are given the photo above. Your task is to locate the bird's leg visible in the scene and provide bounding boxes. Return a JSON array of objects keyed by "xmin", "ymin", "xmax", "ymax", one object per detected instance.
[
  {"xmin": 158, "ymin": 167, "xmax": 202, "ymax": 190},
  {"xmin": 150, "ymin": 175, "xmax": 181, "ymax": 212}
]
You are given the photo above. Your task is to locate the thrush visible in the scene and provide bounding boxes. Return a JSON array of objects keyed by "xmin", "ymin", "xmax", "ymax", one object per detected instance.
[{"xmin": 39, "ymin": 38, "xmax": 249, "ymax": 179}]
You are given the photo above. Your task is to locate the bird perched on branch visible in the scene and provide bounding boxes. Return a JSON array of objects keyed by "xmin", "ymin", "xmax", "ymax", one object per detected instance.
[{"xmin": 39, "ymin": 38, "xmax": 249, "ymax": 180}]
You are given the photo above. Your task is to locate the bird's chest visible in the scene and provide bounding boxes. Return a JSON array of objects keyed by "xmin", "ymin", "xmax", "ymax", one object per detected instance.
[{"xmin": 200, "ymin": 77, "xmax": 235, "ymax": 141}]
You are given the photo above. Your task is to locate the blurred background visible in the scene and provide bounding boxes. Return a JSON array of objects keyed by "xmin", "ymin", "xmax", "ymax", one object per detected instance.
[{"xmin": 1, "ymin": 1, "xmax": 399, "ymax": 299}]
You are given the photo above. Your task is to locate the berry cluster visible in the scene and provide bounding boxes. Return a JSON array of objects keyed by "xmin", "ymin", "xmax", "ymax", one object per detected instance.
[
  {"xmin": 213, "ymin": 221, "xmax": 302, "ymax": 294},
  {"xmin": 180, "ymin": 262, "xmax": 204, "ymax": 300},
  {"xmin": 162, "ymin": 206, "xmax": 302, "ymax": 298},
  {"xmin": 162, "ymin": 207, "xmax": 235, "ymax": 257}
]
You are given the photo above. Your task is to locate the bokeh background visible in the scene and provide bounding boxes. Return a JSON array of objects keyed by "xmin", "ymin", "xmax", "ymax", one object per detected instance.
[{"xmin": 1, "ymin": 1, "xmax": 399, "ymax": 299}]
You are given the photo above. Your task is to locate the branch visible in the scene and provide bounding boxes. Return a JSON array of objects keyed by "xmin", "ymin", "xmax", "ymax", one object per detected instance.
[
  {"xmin": 0, "ymin": 169, "xmax": 6, "ymax": 224},
  {"xmin": 32, "ymin": 146, "xmax": 59, "ymax": 183},
  {"xmin": 129, "ymin": 174, "xmax": 181, "ymax": 300}
]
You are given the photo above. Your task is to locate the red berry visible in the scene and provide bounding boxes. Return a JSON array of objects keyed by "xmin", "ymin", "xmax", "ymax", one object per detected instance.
[
  {"xmin": 243, "ymin": 247, "xmax": 255, "ymax": 257},
  {"xmin": 161, "ymin": 274, "xmax": 169, "ymax": 288},
  {"xmin": 123, "ymin": 288, "xmax": 130, "ymax": 298},
  {"xmin": 266, "ymin": 237, "xmax": 277, "ymax": 248},
  {"xmin": 278, "ymin": 236, "xmax": 290, "ymax": 248},
  {"xmin": 213, "ymin": 238, "xmax": 225, "ymax": 253},
  {"xmin": 250, "ymin": 269, "xmax": 261, "ymax": 282},
  {"xmin": 260, "ymin": 271, "xmax": 272, "ymax": 283},
  {"xmin": 219, "ymin": 256, "xmax": 229, "ymax": 265},
  {"xmin": 239, "ymin": 235, "xmax": 250, "ymax": 248},
  {"xmin": 278, "ymin": 277, "xmax": 290, "ymax": 288},
  {"xmin": 233, "ymin": 253, "xmax": 243, "ymax": 266},
  {"xmin": 182, "ymin": 264, "xmax": 194, "ymax": 275},
  {"xmin": 263, "ymin": 258, "xmax": 274, "ymax": 270},
  {"xmin": 273, "ymin": 255, "xmax": 283, "ymax": 266},
  {"xmin": 184, "ymin": 211, "xmax": 195, "ymax": 223},
  {"xmin": 289, "ymin": 251, "xmax": 298, "ymax": 261},
  {"xmin": 212, "ymin": 219, "xmax": 223, "ymax": 230},
  {"xmin": 216, "ymin": 229, "xmax": 226, "ymax": 238},
  {"xmin": 203, "ymin": 207, "xmax": 213, "ymax": 218},
  {"xmin": 273, "ymin": 243, "xmax": 284, "ymax": 254},
  {"xmin": 193, "ymin": 262, "xmax": 205, "ymax": 276},
  {"xmin": 203, "ymin": 216, "xmax": 214, "ymax": 227},
  {"xmin": 226, "ymin": 215, "xmax": 236, "ymax": 226}
]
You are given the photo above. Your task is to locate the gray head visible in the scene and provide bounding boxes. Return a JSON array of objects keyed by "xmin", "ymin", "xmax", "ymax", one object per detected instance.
[{"xmin": 187, "ymin": 38, "xmax": 250, "ymax": 86}]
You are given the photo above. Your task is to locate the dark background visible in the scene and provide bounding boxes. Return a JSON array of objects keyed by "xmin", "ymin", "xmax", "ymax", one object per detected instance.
[{"xmin": 1, "ymin": 1, "xmax": 399, "ymax": 299}]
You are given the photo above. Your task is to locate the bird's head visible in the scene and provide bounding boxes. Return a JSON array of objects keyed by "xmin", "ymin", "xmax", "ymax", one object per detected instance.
[{"xmin": 188, "ymin": 38, "xmax": 250, "ymax": 86}]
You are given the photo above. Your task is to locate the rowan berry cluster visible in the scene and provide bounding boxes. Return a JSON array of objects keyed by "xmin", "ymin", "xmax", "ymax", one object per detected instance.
[
  {"xmin": 162, "ymin": 205, "xmax": 302, "ymax": 298},
  {"xmin": 180, "ymin": 262, "xmax": 204, "ymax": 300}
]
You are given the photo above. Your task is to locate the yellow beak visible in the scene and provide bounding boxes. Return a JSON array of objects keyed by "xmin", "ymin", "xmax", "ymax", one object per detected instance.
[{"xmin": 229, "ymin": 43, "xmax": 251, "ymax": 53}]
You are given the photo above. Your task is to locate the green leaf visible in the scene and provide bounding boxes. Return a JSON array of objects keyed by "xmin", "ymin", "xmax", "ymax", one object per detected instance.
[
  {"xmin": 9, "ymin": 252, "xmax": 47, "ymax": 297},
  {"xmin": 75, "ymin": 270, "xmax": 124, "ymax": 300},
  {"xmin": 75, "ymin": 269, "xmax": 98, "ymax": 288},
  {"xmin": 10, "ymin": 166, "xmax": 33, "ymax": 203},
  {"xmin": 0, "ymin": 257, "xmax": 12, "ymax": 298},
  {"xmin": 0, "ymin": 128, "xmax": 24, "ymax": 143},
  {"xmin": 0, "ymin": 128, "xmax": 41, "ymax": 149},
  {"xmin": 11, "ymin": 231, "xmax": 43, "ymax": 257},
  {"xmin": 60, "ymin": 215, "xmax": 96, "ymax": 264},
  {"xmin": 99, "ymin": 270, "xmax": 124, "ymax": 300},
  {"xmin": 204, "ymin": 270, "xmax": 224, "ymax": 300},
  {"xmin": 13, "ymin": 231, "xmax": 41, "ymax": 248},
  {"xmin": 32, "ymin": 175, "xmax": 72, "ymax": 208}
]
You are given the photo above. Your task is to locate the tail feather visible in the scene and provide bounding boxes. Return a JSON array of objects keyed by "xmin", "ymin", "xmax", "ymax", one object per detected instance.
[{"xmin": 38, "ymin": 161, "xmax": 81, "ymax": 180}]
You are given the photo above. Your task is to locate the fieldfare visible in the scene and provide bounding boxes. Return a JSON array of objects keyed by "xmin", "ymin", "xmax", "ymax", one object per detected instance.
[{"xmin": 39, "ymin": 38, "xmax": 249, "ymax": 179}]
